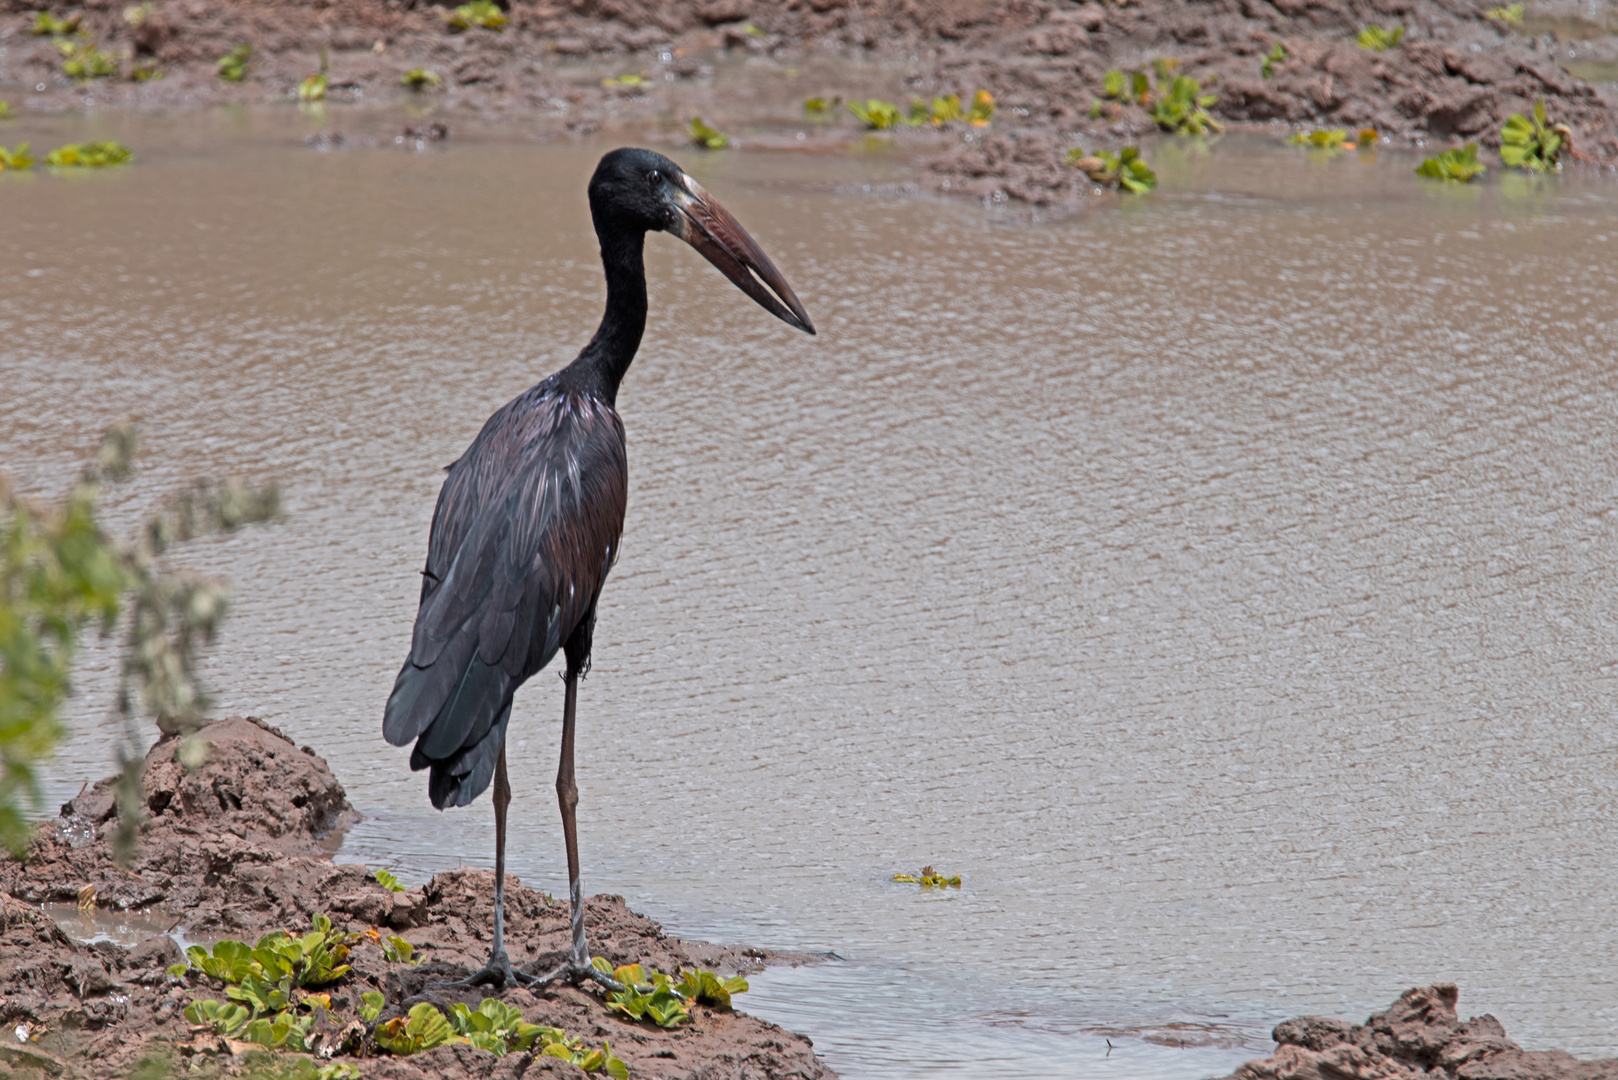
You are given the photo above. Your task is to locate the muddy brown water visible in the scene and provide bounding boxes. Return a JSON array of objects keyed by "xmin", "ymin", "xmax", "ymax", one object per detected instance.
[{"xmin": 4, "ymin": 108, "xmax": 1618, "ymax": 1078}]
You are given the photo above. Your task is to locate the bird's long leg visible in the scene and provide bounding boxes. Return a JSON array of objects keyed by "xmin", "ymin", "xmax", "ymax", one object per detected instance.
[{"xmin": 443, "ymin": 746, "xmax": 537, "ymax": 989}]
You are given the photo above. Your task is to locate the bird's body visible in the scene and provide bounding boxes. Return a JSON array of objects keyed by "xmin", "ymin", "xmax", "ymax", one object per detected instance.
[{"xmin": 383, "ymin": 148, "xmax": 813, "ymax": 989}]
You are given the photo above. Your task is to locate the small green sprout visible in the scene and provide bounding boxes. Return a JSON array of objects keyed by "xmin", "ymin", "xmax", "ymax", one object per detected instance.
[
  {"xmin": 847, "ymin": 98, "xmax": 901, "ymax": 130},
  {"xmin": 298, "ymin": 73, "xmax": 328, "ymax": 101},
  {"xmin": 0, "ymin": 143, "xmax": 34, "ymax": 171},
  {"xmin": 1262, "ymin": 41, "xmax": 1286, "ymax": 78},
  {"xmin": 1068, "ymin": 146, "xmax": 1157, "ymax": 192},
  {"xmin": 376, "ymin": 1002, "xmax": 465, "ymax": 1054},
  {"xmin": 381, "ymin": 935, "xmax": 415, "ymax": 964},
  {"xmin": 217, "ymin": 43, "xmax": 253, "ymax": 82},
  {"xmin": 1149, "ymin": 75, "xmax": 1222, "ymax": 135},
  {"xmin": 185, "ymin": 998, "xmax": 252, "ymax": 1037},
  {"xmin": 893, "ymin": 865, "xmax": 963, "ymax": 887},
  {"xmin": 1486, "ymin": 4, "xmax": 1523, "ymax": 24},
  {"xmin": 803, "ymin": 95, "xmax": 840, "ymax": 115},
  {"xmin": 965, "ymin": 88, "xmax": 995, "ymax": 126},
  {"xmin": 1500, "ymin": 99, "xmax": 1564, "ymax": 170},
  {"xmin": 359, "ymin": 990, "xmax": 386, "ymax": 1023},
  {"xmin": 1356, "ymin": 24, "xmax": 1405, "ymax": 51},
  {"xmin": 31, "ymin": 11, "xmax": 82, "ymax": 35},
  {"xmin": 131, "ymin": 58, "xmax": 162, "ymax": 81},
  {"xmin": 442, "ymin": 0, "xmax": 506, "ymax": 32},
  {"xmin": 401, "ymin": 67, "xmax": 443, "ymax": 90},
  {"xmin": 1416, "ymin": 143, "xmax": 1485, "ymax": 180},
  {"xmin": 375, "ymin": 868, "xmax": 406, "ymax": 891},
  {"xmin": 687, "ymin": 116, "xmax": 729, "ymax": 148},
  {"xmin": 58, "ymin": 38, "xmax": 118, "ymax": 80}
]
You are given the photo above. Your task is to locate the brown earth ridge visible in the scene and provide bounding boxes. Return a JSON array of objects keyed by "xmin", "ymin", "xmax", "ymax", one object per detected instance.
[
  {"xmin": 1, "ymin": 0, "xmax": 1616, "ymax": 204},
  {"xmin": 1221, "ymin": 984, "xmax": 1618, "ymax": 1080},
  {"xmin": 0, "ymin": 717, "xmax": 831, "ymax": 1080}
]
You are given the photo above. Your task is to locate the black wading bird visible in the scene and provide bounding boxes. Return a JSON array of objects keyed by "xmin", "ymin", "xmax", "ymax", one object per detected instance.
[{"xmin": 383, "ymin": 148, "xmax": 814, "ymax": 989}]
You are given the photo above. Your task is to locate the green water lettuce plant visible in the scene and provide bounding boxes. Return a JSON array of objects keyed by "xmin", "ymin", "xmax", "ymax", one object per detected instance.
[
  {"xmin": 0, "ymin": 143, "xmax": 34, "ymax": 170},
  {"xmin": 1262, "ymin": 42, "xmax": 1286, "ymax": 78},
  {"xmin": 218, "ymin": 44, "xmax": 252, "ymax": 82},
  {"xmin": 185, "ymin": 998, "xmax": 251, "ymax": 1037},
  {"xmin": 58, "ymin": 38, "xmax": 118, "ymax": 80},
  {"xmin": 687, "ymin": 116, "xmax": 728, "ymax": 149},
  {"xmin": 359, "ymin": 991, "xmax": 386, "ymax": 1023},
  {"xmin": 893, "ymin": 865, "xmax": 963, "ymax": 887},
  {"xmin": 803, "ymin": 95, "xmax": 840, "ymax": 115},
  {"xmin": 1416, "ymin": 143, "xmax": 1485, "ymax": 180},
  {"xmin": 604, "ymin": 965, "xmax": 691, "ymax": 1028},
  {"xmin": 442, "ymin": 0, "xmax": 506, "ymax": 31},
  {"xmin": 1150, "ymin": 74, "xmax": 1222, "ymax": 134},
  {"xmin": 31, "ymin": 11, "xmax": 81, "ymax": 35},
  {"xmin": 298, "ymin": 73, "xmax": 328, "ymax": 101},
  {"xmin": 677, "ymin": 968, "xmax": 750, "ymax": 1008},
  {"xmin": 401, "ymin": 67, "xmax": 442, "ymax": 90},
  {"xmin": 1486, "ymin": 4, "xmax": 1523, "ymax": 24},
  {"xmin": 847, "ymin": 98, "xmax": 900, "ymax": 130},
  {"xmin": 446, "ymin": 999, "xmax": 557, "ymax": 1054},
  {"xmin": 44, "ymin": 141, "xmax": 132, "ymax": 166},
  {"xmin": 1289, "ymin": 128, "xmax": 1350, "ymax": 148},
  {"xmin": 1068, "ymin": 146, "xmax": 1157, "ymax": 192},
  {"xmin": 374, "ymin": 868, "xmax": 405, "ymax": 891},
  {"xmin": 375, "ymin": 1002, "xmax": 463, "ymax": 1054},
  {"xmin": 1357, "ymin": 24, "xmax": 1405, "ymax": 51},
  {"xmin": 1500, "ymin": 100, "xmax": 1564, "ymax": 170}
]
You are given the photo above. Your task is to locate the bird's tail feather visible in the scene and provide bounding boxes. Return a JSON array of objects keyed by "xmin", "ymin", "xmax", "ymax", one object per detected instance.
[{"xmin": 417, "ymin": 701, "xmax": 511, "ymax": 809}]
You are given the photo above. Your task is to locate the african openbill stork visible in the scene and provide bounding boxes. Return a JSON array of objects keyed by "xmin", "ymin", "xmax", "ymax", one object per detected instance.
[{"xmin": 383, "ymin": 148, "xmax": 814, "ymax": 989}]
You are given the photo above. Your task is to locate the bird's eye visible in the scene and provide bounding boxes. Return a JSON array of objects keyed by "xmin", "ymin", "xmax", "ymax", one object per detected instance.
[{"xmin": 647, "ymin": 169, "xmax": 661, "ymax": 186}]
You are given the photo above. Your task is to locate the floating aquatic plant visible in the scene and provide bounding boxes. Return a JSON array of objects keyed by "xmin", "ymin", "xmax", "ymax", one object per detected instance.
[
  {"xmin": 803, "ymin": 95, "xmax": 840, "ymax": 115},
  {"xmin": 0, "ymin": 143, "xmax": 34, "ymax": 170},
  {"xmin": 374, "ymin": 868, "xmax": 405, "ymax": 891},
  {"xmin": 376, "ymin": 1002, "xmax": 464, "ymax": 1054},
  {"xmin": 1068, "ymin": 146, "xmax": 1157, "ymax": 192},
  {"xmin": 43, "ymin": 141, "xmax": 133, "ymax": 167},
  {"xmin": 965, "ymin": 89, "xmax": 995, "ymax": 125},
  {"xmin": 446, "ymin": 999, "xmax": 557, "ymax": 1054},
  {"xmin": 1262, "ymin": 41, "xmax": 1286, "ymax": 78},
  {"xmin": 687, "ymin": 116, "xmax": 729, "ymax": 149},
  {"xmin": 1356, "ymin": 24, "xmax": 1405, "ymax": 51},
  {"xmin": 401, "ymin": 67, "xmax": 443, "ymax": 90},
  {"xmin": 131, "ymin": 58, "xmax": 162, "ymax": 81},
  {"xmin": 0, "ymin": 102, "xmax": 10, "ymax": 119},
  {"xmin": 847, "ymin": 98, "xmax": 901, "ymax": 130},
  {"xmin": 1486, "ymin": 4, "xmax": 1524, "ymax": 24},
  {"xmin": 893, "ymin": 865, "xmax": 962, "ymax": 887},
  {"xmin": 601, "ymin": 73, "xmax": 644, "ymax": 88},
  {"xmin": 1150, "ymin": 74, "xmax": 1221, "ymax": 134},
  {"xmin": 676, "ymin": 968, "xmax": 750, "ymax": 1008},
  {"xmin": 1416, "ymin": 143, "xmax": 1485, "ymax": 180},
  {"xmin": 442, "ymin": 0, "xmax": 506, "ymax": 32},
  {"xmin": 1500, "ymin": 99, "xmax": 1565, "ymax": 170},
  {"xmin": 1290, "ymin": 128, "xmax": 1351, "ymax": 147},
  {"xmin": 298, "ymin": 73, "xmax": 328, "ymax": 101},
  {"xmin": 185, "ymin": 998, "xmax": 251, "ymax": 1037},
  {"xmin": 358, "ymin": 991, "xmax": 385, "ymax": 1023},
  {"xmin": 218, "ymin": 43, "xmax": 253, "ymax": 82},
  {"xmin": 603, "ymin": 965, "xmax": 691, "ymax": 1028}
]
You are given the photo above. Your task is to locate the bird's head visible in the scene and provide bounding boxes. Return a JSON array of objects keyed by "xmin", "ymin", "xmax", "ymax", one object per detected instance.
[{"xmin": 588, "ymin": 147, "xmax": 815, "ymax": 336}]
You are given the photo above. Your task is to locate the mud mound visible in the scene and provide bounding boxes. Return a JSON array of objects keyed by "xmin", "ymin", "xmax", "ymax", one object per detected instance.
[
  {"xmin": 0, "ymin": 718, "xmax": 828, "ymax": 1079},
  {"xmin": 1223, "ymin": 983, "xmax": 1618, "ymax": 1080}
]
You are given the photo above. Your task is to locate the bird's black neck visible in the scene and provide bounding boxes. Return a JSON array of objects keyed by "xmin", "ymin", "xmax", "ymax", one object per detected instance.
[{"xmin": 557, "ymin": 227, "xmax": 647, "ymax": 407}]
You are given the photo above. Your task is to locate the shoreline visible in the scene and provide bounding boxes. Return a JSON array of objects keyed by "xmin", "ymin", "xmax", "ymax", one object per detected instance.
[
  {"xmin": 1, "ymin": 0, "xmax": 1615, "ymax": 206},
  {"xmin": 0, "ymin": 716, "xmax": 833, "ymax": 1079}
]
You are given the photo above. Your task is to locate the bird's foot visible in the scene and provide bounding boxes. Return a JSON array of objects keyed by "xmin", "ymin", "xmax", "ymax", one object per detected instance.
[
  {"xmin": 442, "ymin": 948, "xmax": 538, "ymax": 991},
  {"xmin": 529, "ymin": 959, "xmax": 624, "ymax": 992}
]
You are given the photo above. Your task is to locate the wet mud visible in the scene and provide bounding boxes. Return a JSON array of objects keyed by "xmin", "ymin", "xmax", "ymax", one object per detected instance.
[
  {"xmin": 1222, "ymin": 984, "xmax": 1618, "ymax": 1080},
  {"xmin": 0, "ymin": 717, "xmax": 829, "ymax": 1079},
  {"xmin": 1, "ymin": 0, "xmax": 1614, "ymax": 204}
]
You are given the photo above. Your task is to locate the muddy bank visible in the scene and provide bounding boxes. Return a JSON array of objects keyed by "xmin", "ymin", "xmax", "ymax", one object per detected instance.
[
  {"xmin": 0, "ymin": 717, "xmax": 830, "ymax": 1079},
  {"xmin": 1222, "ymin": 983, "xmax": 1618, "ymax": 1080},
  {"xmin": 1, "ymin": 0, "xmax": 1615, "ymax": 204}
]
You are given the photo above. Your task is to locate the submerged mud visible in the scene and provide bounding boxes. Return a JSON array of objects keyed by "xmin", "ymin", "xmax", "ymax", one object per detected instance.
[
  {"xmin": 1222, "ymin": 984, "xmax": 1618, "ymax": 1080},
  {"xmin": 0, "ymin": 718, "xmax": 829, "ymax": 1079},
  {"xmin": 1, "ymin": 0, "xmax": 1614, "ymax": 204}
]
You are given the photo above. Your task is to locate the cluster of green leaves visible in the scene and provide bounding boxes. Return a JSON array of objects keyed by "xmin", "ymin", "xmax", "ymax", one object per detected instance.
[
  {"xmin": 218, "ymin": 44, "xmax": 253, "ymax": 82},
  {"xmin": 58, "ymin": 37, "xmax": 119, "ymax": 80},
  {"xmin": 374, "ymin": 869, "xmax": 405, "ymax": 892},
  {"xmin": 803, "ymin": 95, "xmax": 841, "ymax": 115},
  {"xmin": 845, "ymin": 89, "xmax": 993, "ymax": 130},
  {"xmin": 442, "ymin": 0, "xmax": 506, "ymax": 31},
  {"xmin": 376, "ymin": 999, "xmax": 624, "ymax": 1074},
  {"xmin": 44, "ymin": 141, "xmax": 134, "ymax": 167},
  {"xmin": 600, "ymin": 958, "xmax": 750, "ymax": 1029},
  {"xmin": 180, "ymin": 914, "xmax": 359, "ymax": 990},
  {"xmin": 1356, "ymin": 24, "xmax": 1405, "ymax": 51},
  {"xmin": 1094, "ymin": 62, "xmax": 1221, "ymax": 134},
  {"xmin": 1068, "ymin": 146, "xmax": 1156, "ymax": 192},
  {"xmin": 688, "ymin": 116, "xmax": 728, "ymax": 149},
  {"xmin": 1290, "ymin": 128, "xmax": 1350, "ymax": 148},
  {"xmin": 1500, "ymin": 99, "xmax": 1563, "ymax": 170},
  {"xmin": 1416, "ymin": 142, "xmax": 1485, "ymax": 180},
  {"xmin": 0, "ymin": 143, "xmax": 34, "ymax": 171},
  {"xmin": 401, "ymin": 67, "xmax": 443, "ymax": 90},
  {"xmin": 31, "ymin": 11, "xmax": 81, "ymax": 35},
  {"xmin": 131, "ymin": 58, "xmax": 163, "ymax": 82},
  {"xmin": 298, "ymin": 74, "xmax": 328, "ymax": 102},
  {"xmin": 1486, "ymin": 4, "xmax": 1524, "ymax": 24},
  {"xmin": 1261, "ymin": 42, "xmax": 1286, "ymax": 78},
  {"xmin": 893, "ymin": 865, "xmax": 962, "ymax": 887}
]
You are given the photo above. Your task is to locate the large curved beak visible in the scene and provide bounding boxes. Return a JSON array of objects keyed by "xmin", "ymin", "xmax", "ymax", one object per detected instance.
[{"xmin": 665, "ymin": 174, "xmax": 815, "ymax": 336}]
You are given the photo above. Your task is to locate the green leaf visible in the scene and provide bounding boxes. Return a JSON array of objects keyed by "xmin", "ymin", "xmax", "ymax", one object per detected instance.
[
  {"xmin": 374, "ymin": 1002, "xmax": 466, "ymax": 1055},
  {"xmin": 375, "ymin": 869, "xmax": 406, "ymax": 892},
  {"xmin": 1416, "ymin": 143, "xmax": 1485, "ymax": 181},
  {"xmin": 184, "ymin": 998, "xmax": 251, "ymax": 1036},
  {"xmin": 1356, "ymin": 24, "xmax": 1405, "ymax": 51},
  {"xmin": 401, "ymin": 68, "xmax": 443, "ymax": 90},
  {"xmin": 687, "ymin": 116, "xmax": 729, "ymax": 149},
  {"xmin": 847, "ymin": 98, "xmax": 900, "ymax": 130},
  {"xmin": 382, "ymin": 935, "xmax": 415, "ymax": 964},
  {"xmin": 217, "ymin": 43, "xmax": 252, "ymax": 82},
  {"xmin": 43, "ymin": 141, "xmax": 133, "ymax": 168},
  {"xmin": 359, "ymin": 990, "xmax": 386, "ymax": 1023},
  {"xmin": 442, "ymin": 1, "xmax": 506, "ymax": 31}
]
